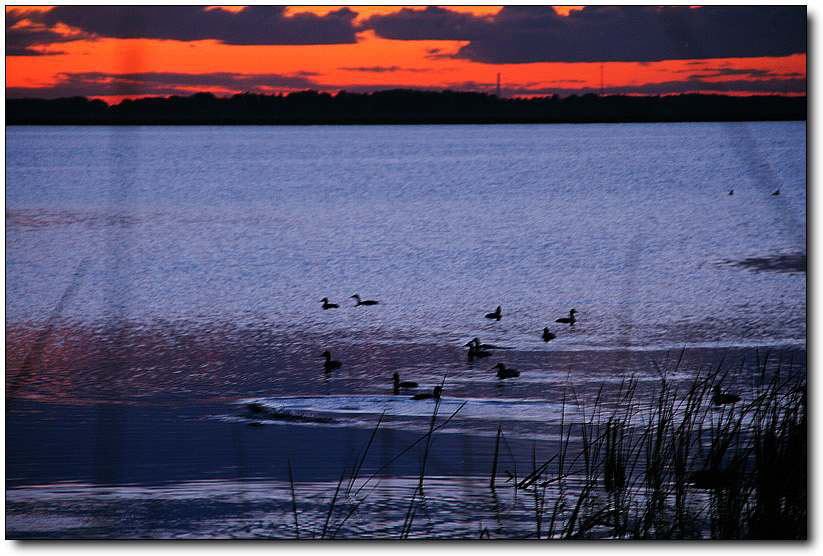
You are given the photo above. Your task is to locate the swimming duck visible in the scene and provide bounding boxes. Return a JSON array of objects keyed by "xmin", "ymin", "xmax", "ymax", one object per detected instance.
[
  {"xmin": 728, "ymin": 189, "xmax": 734, "ymax": 196},
  {"xmin": 393, "ymin": 372, "xmax": 419, "ymax": 394},
  {"xmin": 411, "ymin": 385, "xmax": 443, "ymax": 400},
  {"xmin": 494, "ymin": 363, "xmax": 520, "ymax": 379},
  {"xmin": 712, "ymin": 385, "xmax": 741, "ymax": 406},
  {"xmin": 322, "ymin": 350, "xmax": 342, "ymax": 371},
  {"xmin": 464, "ymin": 337, "xmax": 510, "ymax": 350},
  {"xmin": 321, "ymin": 297, "xmax": 339, "ymax": 310},
  {"xmin": 247, "ymin": 402, "xmax": 267, "ymax": 414},
  {"xmin": 542, "ymin": 327, "xmax": 557, "ymax": 342},
  {"xmin": 771, "ymin": 189, "xmax": 780, "ymax": 196},
  {"xmin": 351, "ymin": 294, "xmax": 379, "ymax": 306},
  {"xmin": 467, "ymin": 343, "xmax": 492, "ymax": 360},
  {"xmin": 555, "ymin": 309, "xmax": 577, "ymax": 325},
  {"xmin": 485, "ymin": 306, "xmax": 502, "ymax": 321}
]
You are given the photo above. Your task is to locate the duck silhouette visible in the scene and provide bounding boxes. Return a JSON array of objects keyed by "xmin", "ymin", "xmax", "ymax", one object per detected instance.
[
  {"xmin": 712, "ymin": 385, "xmax": 741, "ymax": 406},
  {"xmin": 393, "ymin": 372, "xmax": 418, "ymax": 394},
  {"xmin": 322, "ymin": 350, "xmax": 342, "ymax": 371},
  {"xmin": 542, "ymin": 327, "xmax": 557, "ymax": 342},
  {"xmin": 467, "ymin": 343, "xmax": 492, "ymax": 360},
  {"xmin": 771, "ymin": 189, "xmax": 780, "ymax": 196},
  {"xmin": 729, "ymin": 189, "xmax": 734, "ymax": 195},
  {"xmin": 494, "ymin": 363, "xmax": 520, "ymax": 379},
  {"xmin": 485, "ymin": 306, "xmax": 502, "ymax": 321},
  {"xmin": 321, "ymin": 297, "xmax": 339, "ymax": 310},
  {"xmin": 411, "ymin": 385, "xmax": 443, "ymax": 400},
  {"xmin": 351, "ymin": 294, "xmax": 379, "ymax": 306},
  {"xmin": 555, "ymin": 309, "xmax": 577, "ymax": 326},
  {"xmin": 464, "ymin": 338, "xmax": 510, "ymax": 350},
  {"xmin": 247, "ymin": 402, "xmax": 267, "ymax": 414}
]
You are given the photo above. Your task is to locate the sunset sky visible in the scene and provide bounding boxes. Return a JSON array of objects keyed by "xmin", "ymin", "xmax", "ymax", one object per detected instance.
[{"xmin": 5, "ymin": 4, "xmax": 807, "ymax": 104}]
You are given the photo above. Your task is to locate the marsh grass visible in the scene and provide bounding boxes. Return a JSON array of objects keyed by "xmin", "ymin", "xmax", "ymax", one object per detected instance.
[
  {"xmin": 537, "ymin": 353, "xmax": 807, "ymax": 540},
  {"xmin": 283, "ymin": 352, "xmax": 806, "ymax": 540}
]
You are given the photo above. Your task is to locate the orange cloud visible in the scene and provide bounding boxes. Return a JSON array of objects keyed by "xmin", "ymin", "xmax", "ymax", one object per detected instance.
[{"xmin": 553, "ymin": 6, "xmax": 584, "ymax": 16}]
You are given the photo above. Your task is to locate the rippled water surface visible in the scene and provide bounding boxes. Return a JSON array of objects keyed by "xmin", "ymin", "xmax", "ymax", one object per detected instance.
[
  {"xmin": 6, "ymin": 123, "xmax": 805, "ymax": 349},
  {"xmin": 6, "ymin": 123, "xmax": 806, "ymax": 538}
]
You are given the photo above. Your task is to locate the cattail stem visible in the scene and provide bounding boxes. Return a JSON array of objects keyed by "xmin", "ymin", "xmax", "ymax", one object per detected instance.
[{"xmin": 490, "ymin": 425, "xmax": 502, "ymax": 489}]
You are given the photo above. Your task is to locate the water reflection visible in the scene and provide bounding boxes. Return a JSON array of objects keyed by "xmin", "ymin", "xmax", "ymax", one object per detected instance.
[{"xmin": 3, "ymin": 476, "xmax": 609, "ymax": 539}]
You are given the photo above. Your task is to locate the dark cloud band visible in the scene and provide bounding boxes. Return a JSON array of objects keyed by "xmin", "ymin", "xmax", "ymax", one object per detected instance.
[
  {"xmin": 8, "ymin": 6, "xmax": 806, "ymax": 63},
  {"xmin": 339, "ymin": 66, "xmax": 431, "ymax": 73},
  {"xmin": 6, "ymin": 72, "xmax": 320, "ymax": 98},
  {"xmin": 362, "ymin": 5, "xmax": 806, "ymax": 63},
  {"xmin": 7, "ymin": 5, "xmax": 358, "ymax": 52}
]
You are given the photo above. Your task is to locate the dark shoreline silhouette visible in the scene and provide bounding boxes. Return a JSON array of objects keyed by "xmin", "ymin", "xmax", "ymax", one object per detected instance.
[{"xmin": 6, "ymin": 89, "xmax": 806, "ymax": 125}]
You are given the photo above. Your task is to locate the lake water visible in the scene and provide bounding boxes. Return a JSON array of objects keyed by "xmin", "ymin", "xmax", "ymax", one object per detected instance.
[{"xmin": 5, "ymin": 123, "xmax": 806, "ymax": 538}]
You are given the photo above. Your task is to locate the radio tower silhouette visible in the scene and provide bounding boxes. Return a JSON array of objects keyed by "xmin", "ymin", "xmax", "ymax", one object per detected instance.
[
  {"xmin": 600, "ymin": 64, "xmax": 604, "ymax": 96},
  {"xmin": 496, "ymin": 73, "xmax": 501, "ymax": 97}
]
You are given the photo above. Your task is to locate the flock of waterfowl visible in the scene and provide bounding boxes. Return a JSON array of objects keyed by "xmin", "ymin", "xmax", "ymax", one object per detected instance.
[
  {"xmin": 246, "ymin": 292, "xmax": 742, "ymax": 419},
  {"xmin": 314, "ymin": 295, "xmax": 586, "ymax": 401},
  {"xmin": 249, "ymin": 187, "xmax": 783, "ymax": 411},
  {"xmin": 312, "ymin": 295, "xmax": 741, "ymax": 406}
]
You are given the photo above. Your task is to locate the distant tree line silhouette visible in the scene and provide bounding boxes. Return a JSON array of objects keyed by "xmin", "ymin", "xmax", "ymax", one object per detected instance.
[{"xmin": 6, "ymin": 89, "xmax": 806, "ymax": 125}]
